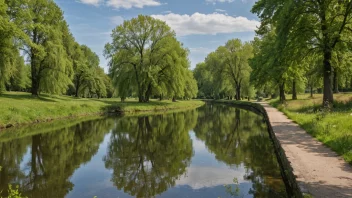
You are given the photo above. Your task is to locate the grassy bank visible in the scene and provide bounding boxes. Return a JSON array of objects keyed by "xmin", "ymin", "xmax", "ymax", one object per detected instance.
[
  {"xmin": 269, "ymin": 93, "xmax": 352, "ymax": 164},
  {"xmin": 0, "ymin": 92, "xmax": 204, "ymax": 129}
]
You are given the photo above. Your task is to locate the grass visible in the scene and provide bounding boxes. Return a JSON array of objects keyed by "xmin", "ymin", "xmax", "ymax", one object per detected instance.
[
  {"xmin": 268, "ymin": 93, "xmax": 352, "ymax": 165},
  {"xmin": 0, "ymin": 92, "xmax": 204, "ymax": 129}
]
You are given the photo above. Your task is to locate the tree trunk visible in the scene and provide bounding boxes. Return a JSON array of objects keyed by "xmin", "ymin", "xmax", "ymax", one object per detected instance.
[
  {"xmin": 323, "ymin": 51, "xmax": 334, "ymax": 107},
  {"xmin": 310, "ymin": 86, "xmax": 313, "ymax": 98},
  {"xmin": 31, "ymin": 60, "xmax": 40, "ymax": 96},
  {"xmin": 333, "ymin": 70, "xmax": 339, "ymax": 93},
  {"xmin": 75, "ymin": 78, "xmax": 80, "ymax": 97},
  {"xmin": 292, "ymin": 80, "xmax": 297, "ymax": 100},
  {"xmin": 30, "ymin": 32, "xmax": 40, "ymax": 97},
  {"xmin": 75, "ymin": 88, "xmax": 79, "ymax": 98},
  {"xmin": 279, "ymin": 82, "xmax": 286, "ymax": 103},
  {"xmin": 138, "ymin": 95, "xmax": 144, "ymax": 102},
  {"xmin": 31, "ymin": 75, "xmax": 39, "ymax": 96},
  {"xmin": 236, "ymin": 85, "xmax": 241, "ymax": 101},
  {"xmin": 159, "ymin": 94, "xmax": 162, "ymax": 101},
  {"xmin": 172, "ymin": 96, "xmax": 176, "ymax": 102},
  {"xmin": 144, "ymin": 84, "xmax": 152, "ymax": 102}
]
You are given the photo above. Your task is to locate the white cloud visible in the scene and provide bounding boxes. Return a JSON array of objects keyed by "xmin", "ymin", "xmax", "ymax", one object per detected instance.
[
  {"xmin": 215, "ymin": 9, "xmax": 226, "ymax": 12},
  {"xmin": 162, "ymin": 10, "xmax": 172, "ymax": 14},
  {"xmin": 78, "ymin": 0, "xmax": 103, "ymax": 6},
  {"xmin": 78, "ymin": 0, "xmax": 162, "ymax": 9},
  {"xmin": 151, "ymin": 12, "xmax": 259, "ymax": 36},
  {"xmin": 106, "ymin": 0, "xmax": 161, "ymax": 9},
  {"xmin": 206, "ymin": 0, "xmax": 234, "ymax": 4},
  {"xmin": 110, "ymin": 16, "xmax": 124, "ymax": 25},
  {"xmin": 176, "ymin": 166, "xmax": 247, "ymax": 189}
]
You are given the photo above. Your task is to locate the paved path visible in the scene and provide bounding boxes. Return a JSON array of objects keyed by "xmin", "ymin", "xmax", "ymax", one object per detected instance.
[{"xmin": 259, "ymin": 102, "xmax": 352, "ymax": 198}]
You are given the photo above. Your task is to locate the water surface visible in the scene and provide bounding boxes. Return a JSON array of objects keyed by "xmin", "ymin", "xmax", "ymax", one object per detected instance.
[{"xmin": 0, "ymin": 103, "xmax": 287, "ymax": 198}]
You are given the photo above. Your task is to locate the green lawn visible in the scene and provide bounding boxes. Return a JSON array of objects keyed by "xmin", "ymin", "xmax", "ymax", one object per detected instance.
[
  {"xmin": 269, "ymin": 93, "xmax": 352, "ymax": 164},
  {"xmin": 0, "ymin": 92, "xmax": 204, "ymax": 128}
]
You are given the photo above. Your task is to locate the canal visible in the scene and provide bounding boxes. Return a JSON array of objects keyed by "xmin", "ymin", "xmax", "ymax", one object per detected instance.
[{"xmin": 0, "ymin": 103, "xmax": 287, "ymax": 198}]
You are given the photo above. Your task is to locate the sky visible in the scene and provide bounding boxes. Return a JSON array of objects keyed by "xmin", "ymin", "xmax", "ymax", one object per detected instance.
[{"xmin": 54, "ymin": 0, "xmax": 259, "ymax": 72}]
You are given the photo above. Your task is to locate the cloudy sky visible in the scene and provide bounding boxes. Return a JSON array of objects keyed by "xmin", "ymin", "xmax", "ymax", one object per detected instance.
[{"xmin": 55, "ymin": 0, "xmax": 259, "ymax": 71}]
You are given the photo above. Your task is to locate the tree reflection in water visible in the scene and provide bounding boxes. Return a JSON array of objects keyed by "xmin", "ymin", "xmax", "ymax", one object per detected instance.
[
  {"xmin": 0, "ymin": 118, "xmax": 114, "ymax": 198},
  {"xmin": 0, "ymin": 104, "xmax": 287, "ymax": 198},
  {"xmin": 103, "ymin": 110, "xmax": 197, "ymax": 197},
  {"xmin": 194, "ymin": 104, "xmax": 287, "ymax": 197}
]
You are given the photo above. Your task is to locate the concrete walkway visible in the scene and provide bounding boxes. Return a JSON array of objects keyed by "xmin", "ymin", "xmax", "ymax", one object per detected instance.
[{"xmin": 259, "ymin": 102, "xmax": 352, "ymax": 198}]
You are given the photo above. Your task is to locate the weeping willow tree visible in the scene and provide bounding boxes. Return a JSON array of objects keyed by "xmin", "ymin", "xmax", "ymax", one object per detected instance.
[
  {"xmin": 72, "ymin": 45, "xmax": 108, "ymax": 98},
  {"xmin": 0, "ymin": 0, "xmax": 27, "ymax": 93},
  {"xmin": 104, "ymin": 15, "xmax": 198, "ymax": 102},
  {"xmin": 9, "ymin": 0, "xmax": 74, "ymax": 96},
  {"xmin": 194, "ymin": 39, "xmax": 253, "ymax": 100}
]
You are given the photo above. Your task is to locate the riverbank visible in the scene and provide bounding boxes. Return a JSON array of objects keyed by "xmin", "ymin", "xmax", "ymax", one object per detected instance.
[
  {"xmin": 260, "ymin": 101, "xmax": 352, "ymax": 197},
  {"xmin": 0, "ymin": 92, "xmax": 204, "ymax": 129},
  {"xmin": 269, "ymin": 93, "xmax": 352, "ymax": 165}
]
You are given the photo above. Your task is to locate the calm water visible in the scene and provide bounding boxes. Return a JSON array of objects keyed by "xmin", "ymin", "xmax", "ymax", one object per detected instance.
[{"xmin": 0, "ymin": 103, "xmax": 287, "ymax": 198}]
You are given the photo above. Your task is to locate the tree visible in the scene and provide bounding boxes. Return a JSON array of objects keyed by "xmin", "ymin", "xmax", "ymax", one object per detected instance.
[
  {"xmin": 6, "ymin": 55, "xmax": 31, "ymax": 91},
  {"xmin": 105, "ymin": 15, "xmax": 197, "ymax": 102},
  {"xmin": 183, "ymin": 70, "xmax": 198, "ymax": 99},
  {"xmin": 11, "ymin": 0, "xmax": 74, "ymax": 96},
  {"xmin": 252, "ymin": 0, "xmax": 352, "ymax": 106},
  {"xmin": 220, "ymin": 39, "xmax": 253, "ymax": 100},
  {"xmin": 72, "ymin": 45, "xmax": 102, "ymax": 97},
  {"xmin": 0, "ymin": 0, "xmax": 27, "ymax": 93},
  {"xmin": 194, "ymin": 39, "xmax": 253, "ymax": 100},
  {"xmin": 193, "ymin": 62, "xmax": 215, "ymax": 98},
  {"xmin": 250, "ymin": 32, "xmax": 291, "ymax": 103},
  {"xmin": 205, "ymin": 51, "xmax": 235, "ymax": 99}
]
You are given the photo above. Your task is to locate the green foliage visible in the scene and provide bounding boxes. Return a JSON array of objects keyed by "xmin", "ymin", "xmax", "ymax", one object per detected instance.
[
  {"xmin": 104, "ymin": 15, "xmax": 197, "ymax": 102},
  {"xmin": 1, "ymin": 185, "xmax": 26, "ymax": 198},
  {"xmin": 1, "ymin": 0, "xmax": 110, "ymax": 97},
  {"xmin": 224, "ymin": 178, "xmax": 240, "ymax": 197},
  {"xmin": 0, "ymin": 0, "xmax": 26, "ymax": 93},
  {"xmin": 252, "ymin": 0, "xmax": 352, "ymax": 105},
  {"xmin": 194, "ymin": 39, "xmax": 253, "ymax": 100},
  {"xmin": 72, "ymin": 45, "xmax": 110, "ymax": 98}
]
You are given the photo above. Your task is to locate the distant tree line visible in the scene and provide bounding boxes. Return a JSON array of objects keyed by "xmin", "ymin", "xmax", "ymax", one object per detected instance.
[
  {"xmin": 194, "ymin": 1, "xmax": 352, "ymax": 107},
  {"xmin": 250, "ymin": 0, "xmax": 352, "ymax": 106},
  {"xmin": 0, "ymin": 0, "xmax": 112, "ymax": 98}
]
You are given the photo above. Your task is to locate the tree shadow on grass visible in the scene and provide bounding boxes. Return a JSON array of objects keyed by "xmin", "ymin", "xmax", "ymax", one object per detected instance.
[{"xmin": 1, "ymin": 93, "xmax": 57, "ymax": 102}]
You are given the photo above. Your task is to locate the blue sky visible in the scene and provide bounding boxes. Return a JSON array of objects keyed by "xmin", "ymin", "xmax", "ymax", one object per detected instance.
[{"xmin": 55, "ymin": 0, "xmax": 259, "ymax": 71}]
